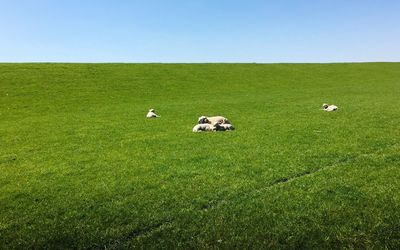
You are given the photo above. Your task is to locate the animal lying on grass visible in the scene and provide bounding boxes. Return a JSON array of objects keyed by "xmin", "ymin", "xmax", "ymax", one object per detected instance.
[
  {"xmin": 215, "ymin": 123, "xmax": 235, "ymax": 131},
  {"xmin": 192, "ymin": 123, "xmax": 219, "ymax": 132},
  {"xmin": 192, "ymin": 122, "xmax": 234, "ymax": 132},
  {"xmin": 198, "ymin": 116, "xmax": 230, "ymax": 124},
  {"xmin": 146, "ymin": 108, "xmax": 161, "ymax": 118},
  {"xmin": 195, "ymin": 115, "xmax": 234, "ymax": 132},
  {"xmin": 322, "ymin": 103, "xmax": 338, "ymax": 112}
]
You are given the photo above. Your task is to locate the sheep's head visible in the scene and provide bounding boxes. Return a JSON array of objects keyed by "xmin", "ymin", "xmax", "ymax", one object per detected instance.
[
  {"xmin": 149, "ymin": 108, "xmax": 155, "ymax": 112},
  {"xmin": 212, "ymin": 122, "xmax": 225, "ymax": 131},
  {"xmin": 198, "ymin": 116, "xmax": 209, "ymax": 124},
  {"xmin": 322, "ymin": 104, "xmax": 329, "ymax": 109},
  {"xmin": 211, "ymin": 122, "xmax": 220, "ymax": 131}
]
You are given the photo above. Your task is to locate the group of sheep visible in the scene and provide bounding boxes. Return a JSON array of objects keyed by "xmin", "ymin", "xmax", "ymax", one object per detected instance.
[
  {"xmin": 146, "ymin": 103, "xmax": 338, "ymax": 132},
  {"xmin": 192, "ymin": 116, "xmax": 234, "ymax": 132},
  {"xmin": 146, "ymin": 109, "xmax": 235, "ymax": 132}
]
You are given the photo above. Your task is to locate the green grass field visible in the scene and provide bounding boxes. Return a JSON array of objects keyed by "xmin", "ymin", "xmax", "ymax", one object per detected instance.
[{"xmin": 1, "ymin": 63, "xmax": 399, "ymax": 249}]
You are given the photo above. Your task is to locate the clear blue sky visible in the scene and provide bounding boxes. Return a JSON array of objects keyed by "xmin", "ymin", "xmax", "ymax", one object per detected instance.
[{"xmin": 1, "ymin": 0, "xmax": 399, "ymax": 62}]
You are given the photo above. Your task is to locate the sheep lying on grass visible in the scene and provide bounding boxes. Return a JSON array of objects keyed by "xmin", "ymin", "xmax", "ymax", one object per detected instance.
[
  {"xmin": 198, "ymin": 116, "xmax": 230, "ymax": 125},
  {"xmin": 192, "ymin": 123, "xmax": 219, "ymax": 132},
  {"xmin": 322, "ymin": 103, "xmax": 338, "ymax": 112},
  {"xmin": 216, "ymin": 123, "xmax": 235, "ymax": 131},
  {"xmin": 146, "ymin": 108, "xmax": 160, "ymax": 118},
  {"xmin": 193, "ymin": 115, "xmax": 234, "ymax": 132}
]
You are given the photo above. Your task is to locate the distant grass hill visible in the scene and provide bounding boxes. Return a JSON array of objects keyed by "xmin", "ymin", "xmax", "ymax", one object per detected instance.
[{"xmin": 1, "ymin": 63, "xmax": 399, "ymax": 248}]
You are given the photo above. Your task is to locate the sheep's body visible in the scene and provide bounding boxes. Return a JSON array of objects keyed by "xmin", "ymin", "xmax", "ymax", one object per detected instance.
[
  {"xmin": 146, "ymin": 109, "xmax": 160, "ymax": 118},
  {"xmin": 325, "ymin": 105, "xmax": 338, "ymax": 112},
  {"xmin": 192, "ymin": 123, "xmax": 217, "ymax": 132},
  {"xmin": 198, "ymin": 116, "xmax": 230, "ymax": 124},
  {"xmin": 146, "ymin": 111, "xmax": 159, "ymax": 118},
  {"xmin": 322, "ymin": 104, "xmax": 338, "ymax": 112}
]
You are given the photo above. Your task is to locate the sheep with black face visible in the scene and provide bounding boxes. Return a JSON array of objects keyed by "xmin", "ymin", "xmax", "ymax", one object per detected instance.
[
  {"xmin": 146, "ymin": 108, "xmax": 160, "ymax": 118},
  {"xmin": 192, "ymin": 122, "xmax": 220, "ymax": 132},
  {"xmin": 216, "ymin": 123, "xmax": 235, "ymax": 131},
  {"xmin": 322, "ymin": 103, "xmax": 338, "ymax": 112}
]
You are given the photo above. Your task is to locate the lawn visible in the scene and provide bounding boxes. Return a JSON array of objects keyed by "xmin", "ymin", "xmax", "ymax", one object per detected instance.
[{"xmin": 1, "ymin": 63, "xmax": 399, "ymax": 249}]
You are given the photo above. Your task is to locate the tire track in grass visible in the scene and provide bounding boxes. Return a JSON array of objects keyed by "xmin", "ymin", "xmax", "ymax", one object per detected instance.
[
  {"xmin": 104, "ymin": 219, "xmax": 173, "ymax": 249},
  {"xmin": 201, "ymin": 156, "xmax": 355, "ymax": 211},
  {"xmin": 125, "ymin": 220, "xmax": 171, "ymax": 239},
  {"xmin": 111, "ymin": 157, "xmax": 354, "ymax": 247}
]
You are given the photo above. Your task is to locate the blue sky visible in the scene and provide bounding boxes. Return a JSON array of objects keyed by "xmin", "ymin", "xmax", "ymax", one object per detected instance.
[{"xmin": 1, "ymin": 0, "xmax": 399, "ymax": 62}]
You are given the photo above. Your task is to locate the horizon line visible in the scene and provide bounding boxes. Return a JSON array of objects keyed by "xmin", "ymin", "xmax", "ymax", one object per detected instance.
[{"xmin": 0, "ymin": 61, "xmax": 399, "ymax": 64}]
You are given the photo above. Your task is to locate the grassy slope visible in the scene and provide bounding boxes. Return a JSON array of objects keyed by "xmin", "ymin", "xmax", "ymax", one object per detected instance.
[{"xmin": 0, "ymin": 63, "xmax": 399, "ymax": 249}]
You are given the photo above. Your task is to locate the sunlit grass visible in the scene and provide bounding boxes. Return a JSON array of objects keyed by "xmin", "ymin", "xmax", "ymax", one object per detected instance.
[{"xmin": 1, "ymin": 63, "xmax": 399, "ymax": 248}]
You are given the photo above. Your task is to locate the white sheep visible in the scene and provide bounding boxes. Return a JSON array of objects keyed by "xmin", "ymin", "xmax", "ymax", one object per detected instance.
[
  {"xmin": 146, "ymin": 108, "xmax": 160, "ymax": 118},
  {"xmin": 192, "ymin": 123, "xmax": 219, "ymax": 132},
  {"xmin": 322, "ymin": 103, "xmax": 338, "ymax": 112},
  {"xmin": 198, "ymin": 115, "xmax": 230, "ymax": 124}
]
